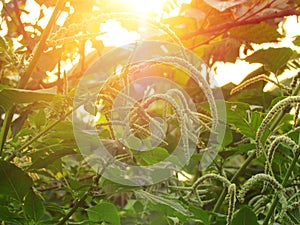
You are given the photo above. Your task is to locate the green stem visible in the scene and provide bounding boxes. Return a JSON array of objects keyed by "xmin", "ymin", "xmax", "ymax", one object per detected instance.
[
  {"xmin": 57, "ymin": 193, "xmax": 89, "ymax": 225},
  {"xmin": 0, "ymin": 105, "xmax": 16, "ymax": 155},
  {"xmin": 263, "ymin": 147, "xmax": 300, "ymax": 225}
]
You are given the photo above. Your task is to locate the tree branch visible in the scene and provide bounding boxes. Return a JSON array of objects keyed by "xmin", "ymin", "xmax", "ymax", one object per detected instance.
[{"xmin": 181, "ymin": 9, "xmax": 300, "ymax": 40}]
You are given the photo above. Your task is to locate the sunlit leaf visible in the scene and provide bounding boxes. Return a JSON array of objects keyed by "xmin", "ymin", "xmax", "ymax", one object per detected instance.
[
  {"xmin": 0, "ymin": 88, "xmax": 54, "ymax": 111},
  {"xmin": 229, "ymin": 22, "xmax": 282, "ymax": 44},
  {"xmin": 203, "ymin": 0, "xmax": 246, "ymax": 12},
  {"xmin": 202, "ymin": 38, "xmax": 241, "ymax": 63},
  {"xmin": 245, "ymin": 47, "xmax": 294, "ymax": 73},
  {"xmin": 36, "ymin": 48, "xmax": 62, "ymax": 72},
  {"xmin": 0, "ymin": 36, "xmax": 6, "ymax": 49},
  {"xmin": 0, "ymin": 160, "xmax": 33, "ymax": 201},
  {"xmin": 293, "ymin": 36, "xmax": 300, "ymax": 46}
]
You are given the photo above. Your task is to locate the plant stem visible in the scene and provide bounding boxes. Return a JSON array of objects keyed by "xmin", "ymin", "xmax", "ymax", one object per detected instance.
[
  {"xmin": 57, "ymin": 193, "xmax": 89, "ymax": 225},
  {"xmin": 263, "ymin": 147, "xmax": 300, "ymax": 225},
  {"xmin": 0, "ymin": 105, "xmax": 16, "ymax": 155}
]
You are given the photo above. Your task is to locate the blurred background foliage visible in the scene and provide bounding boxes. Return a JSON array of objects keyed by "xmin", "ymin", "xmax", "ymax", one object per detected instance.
[{"xmin": 0, "ymin": 0, "xmax": 300, "ymax": 224}]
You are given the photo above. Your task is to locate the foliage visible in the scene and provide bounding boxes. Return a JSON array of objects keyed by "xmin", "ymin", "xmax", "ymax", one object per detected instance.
[{"xmin": 0, "ymin": 0, "xmax": 300, "ymax": 224}]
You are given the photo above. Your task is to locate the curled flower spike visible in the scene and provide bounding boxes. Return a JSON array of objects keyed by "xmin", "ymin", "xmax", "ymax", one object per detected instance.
[
  {"xmin": 290, "ymin": 71, "xmax": 300, "ymax": 89},
  {"xmin": 238, "ymin": 174, "xmax": 283, "ymax": 203},
  {"xmin": 293, "ymin": 103, "xmax": 300, "ymax": 127},
  {"xmin": 256, "ymin": 96, "xmax": 300, "ymax": 156},
  {"xmin": 287, "ymin": 200, "xmax": 300, "ymax": 211},
  {"xmin": 142, "ymin": 56, "xmax": 218, "ymax": 131},
  {"xmin": 184, "ymin": 174, "xmax": 231, "ymax": 207},
  {"xmin": 226, "ymin": 184, "xmax": 237, "ymax": 225},
  {"xmin": 277, "ymin": 191, "xmax": 288, "ymax": 222},
  {"xmin": 124, "ymin": 56, "xmax": 218, "ymax": 133},
  {"xmin": 265, "ymin": 135, "xmax": 298, "ymax": 175}
]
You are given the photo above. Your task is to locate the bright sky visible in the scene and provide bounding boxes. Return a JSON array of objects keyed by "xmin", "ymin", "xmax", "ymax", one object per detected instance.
[
  {"xmin": 1, "ymin": 0, "xmax": 299, "ymax": 87},
  {"xmin": 214, "ymin": 16, "xmax": 300, "ymax": 87}
]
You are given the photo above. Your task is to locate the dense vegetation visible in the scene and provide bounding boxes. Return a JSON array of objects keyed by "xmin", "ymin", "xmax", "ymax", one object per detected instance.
[{"xmin": 0, "ymin": 0, "xmax": 300, "ymax": 224}]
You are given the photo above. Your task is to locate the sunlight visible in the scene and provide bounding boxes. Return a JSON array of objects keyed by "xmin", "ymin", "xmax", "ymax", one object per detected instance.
[
  {"xmin": 99, "ymin": 20, "xmax": 140, "ymax": 46},
  {"xmin": 125, "ymin": 0, "xmax": 166, "ymax": 14},
  {"xmin": 2, "ymin": 0, "xmax": 299, "ymax": 88}
]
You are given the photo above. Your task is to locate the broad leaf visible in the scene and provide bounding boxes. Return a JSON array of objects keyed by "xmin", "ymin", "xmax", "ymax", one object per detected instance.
[
  {"xmin": 226, "ymin": 103, "xmax": 266, "ymax": 139},
  {"xmin": 134, "ymin": 147, "xmax": 170, "ymax": 165},
  {"xmin": 293, "ymin": 36, "xmax": 300, "ymax": 46},
  {"xmin": 36, "ymin": 48, "xmax": 62, "ymax": 72},
  {"xmin": 24, "ymin": 190, "xmax": 45, "ymax": 222},
  {"xmin": 188, "ymin": 205, "xmax": 210, "ymax": 225},
  {"xmin": 87, "ymin": 202, "xmax": 120, "ymax": 225},
  {"xmin": 203, "ymin": 0, "xmax": 246, "ymax": 12},
  {"xmin": 29, "ymin": 149, "xmax": 77, "ymax": 170},
  {"xmin": 231, "ymin": 206, "xmax": 259, "ymax": 225},
  {"xmin": 0, "ymin": 88, "xmax": 54, "ymax": 111},
  {"xmin": 203, "ymin": 38, "xmax": 241, "ymax": 63},
  {"xmin": 135, "ymin": 190, "xmax": 192, "ymax": 216},
  {"xmin": 229, "ymin": 22, "xmax": 281, "ymax": 44},
  {"xmin": 0, "ymin": 160, "xmax": 33, "ymax": 201},
  {"xmin": 245, "ymin": 47, "xmax": 294, "ymax": 73},
  {"xmin": 29, "ymin": 109, "xmax": 47, "ymax": 129}
]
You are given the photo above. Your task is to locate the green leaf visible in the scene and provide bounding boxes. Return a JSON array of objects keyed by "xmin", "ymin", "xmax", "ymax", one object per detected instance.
[
  {"xmin": 0, "ymin": 160, "xmax": 33, "ymax": 201},
  {"xmin": 29, "ymin": 109, "xmax": 46, "ymax": 129},
  {"xmin": 29, "ymin": 149, "xmax": 77, "ymax": 170},
  {"xmin": 293, "ymin": 36, "xmax": 300, "ymax": 46},
  {"xmin": 188, "ymin": 205, "xmax": 210, "ymax": 225},
  {"xmin": 218, "ymin": 127, "xmax": 233, "ymax": 147},
  {"xmin": 0, "ymin": 206, "xmax": 24, "ymax": 224},
  {"xmin": 203, "ymin": 38, "xmax": 241, "ymax": 63},
  {"xmin": 0, "ymin": 88, "xmax": 54, "ymax": 111},
  {"xmin": 0, "ymin": 36, "xmax": 6, "ymax": 49},
  {"xmin": 245, "ymin": 47, "xmax": 294, "ymax": 73},
  {"xmin": 229, "ymin": 22, "xmax": 281, "ymax": 44},
  {"xmin": 36, "ymin": 48, "xmax": 62, "ymax": 72},
  {"xmin": 231, "ymin": 206, "xmax": 259, "ymax": 225},
  {"xmin": 24, "ymin": 190, "xmax": 45, "ymax": 222},
  {"xmin": 135, "ymin": 190, "xmax": 192, "ymax": 216},
  {"xmin": 87, "ymin": 202, "xmax": 120, "ymax": 225},
  {"xmin": 134, "ymin": 147, "xmax": 170, "ymax": 165}
]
